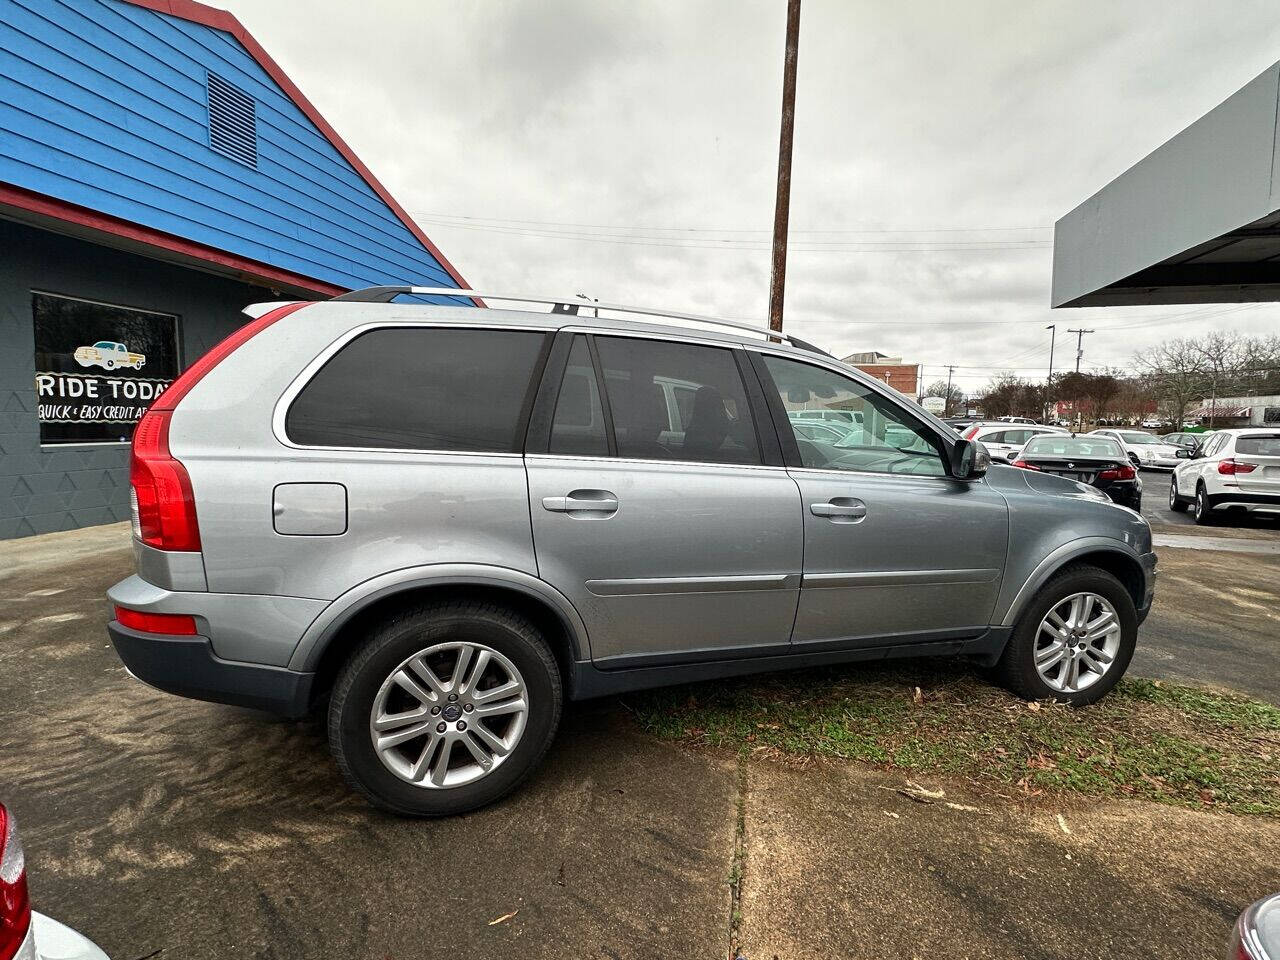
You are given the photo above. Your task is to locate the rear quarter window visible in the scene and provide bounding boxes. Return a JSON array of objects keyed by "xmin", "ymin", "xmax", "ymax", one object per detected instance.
[{"xmin": 285, "ymin": 327, "xmax": 548, "ymax": 452}]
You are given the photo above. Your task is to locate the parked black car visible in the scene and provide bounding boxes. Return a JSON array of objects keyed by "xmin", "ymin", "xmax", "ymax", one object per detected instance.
[{"xmin": 1013, "ymin": 435, "xmax": 1141, "ymax": 510}]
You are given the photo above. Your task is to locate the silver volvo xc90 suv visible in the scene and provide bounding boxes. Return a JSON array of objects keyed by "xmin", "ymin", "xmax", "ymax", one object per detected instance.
[{"xmin": 107, "ymin": 288, "xmax": 1157, "ymax": 816}]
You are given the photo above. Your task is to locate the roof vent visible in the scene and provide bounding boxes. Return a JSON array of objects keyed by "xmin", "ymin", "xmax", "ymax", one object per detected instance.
[{"xmin": 206, "ymin": 72, "xmax": 258, "ymax": 168}]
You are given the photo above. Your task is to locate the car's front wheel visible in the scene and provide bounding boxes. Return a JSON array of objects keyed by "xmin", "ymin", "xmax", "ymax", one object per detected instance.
[
  {"xmin": 328, "ymin": 601, "xmax": 562, "ymax": 816},
  {"xmin": 1169, "ymin": 479, "xmax": 1187, "ymax": 512},
  {"xmin": 996, "ymin": 564, "xmax": 1137, "ymax": 706}
]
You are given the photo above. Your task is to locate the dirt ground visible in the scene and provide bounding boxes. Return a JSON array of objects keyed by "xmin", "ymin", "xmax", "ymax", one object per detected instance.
[{"xmin": 1, "ymin": 524, "xmax": 1278, "ymax": 959}]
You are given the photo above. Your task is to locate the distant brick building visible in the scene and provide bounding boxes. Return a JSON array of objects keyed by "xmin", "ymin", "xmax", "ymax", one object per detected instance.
[{"xmin": 842, "ymin": 351, "xmax": 920, "ymax": 397}]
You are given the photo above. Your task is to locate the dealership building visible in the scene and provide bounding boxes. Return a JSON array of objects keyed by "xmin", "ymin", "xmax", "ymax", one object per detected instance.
[
  {"xmin": 0, "ymin": 0, "xmax": 473, "ymax": 539},
  {"xmin": 1054, "ymin": 60, "xmax": 1280, "ymax": 308}
]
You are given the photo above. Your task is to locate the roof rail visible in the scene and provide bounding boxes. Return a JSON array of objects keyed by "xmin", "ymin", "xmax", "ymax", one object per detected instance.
[{"xmin": 328, "ymin": 286, "xmax": 833, "ymax": 357}]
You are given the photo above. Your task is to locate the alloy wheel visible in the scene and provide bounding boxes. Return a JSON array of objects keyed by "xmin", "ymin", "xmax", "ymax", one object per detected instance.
[
  {"xmin": 1033, "ymin": 592, "xmax": 1123, "ymax": 694},
  {"xmin": 1168, "ymin": 482, "xmax": 1178, "ymax": 508},
  {"xmin": 369, "ymin": 641, "xmax": 528, "ymax": 789}
]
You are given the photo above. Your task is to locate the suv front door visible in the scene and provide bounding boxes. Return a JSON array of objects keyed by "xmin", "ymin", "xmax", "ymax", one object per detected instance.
[
  {"xmin": 524, "ymin": 334, "xmax": 803, "ymax": 664},
  {"xmin": 754, "ymin": 352, "xmax": 1009, "ymax": 646}
]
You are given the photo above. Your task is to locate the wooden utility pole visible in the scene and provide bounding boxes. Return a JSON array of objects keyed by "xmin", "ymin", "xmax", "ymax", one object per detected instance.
[
  {"xmin": 1068, "ymin": 327, "xmax": 1094, "ymax": 373},
  {"xmin": 768, "ymin": 0, "xmax": 802, "ymax": 332},
  {"xmin": 944, "ymin": 365, "xmax": 955, "ymax": 417}
]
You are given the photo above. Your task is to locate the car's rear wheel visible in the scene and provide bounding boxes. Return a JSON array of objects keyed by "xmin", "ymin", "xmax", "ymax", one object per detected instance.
[
  {"xmin": 996, "ymin": 564, "xmax": 1137, "ymax": 706},
  {"xmin": 1168, "ymin": 479, "xmax": 1187, "ymax": 512},
  {"xmin": 328, "ymin": 601, "xmax": 562, "ymax": 816},
  {"xmin": 1193, "ymin": 484, "xmax": 1215, "ymax": 525}
]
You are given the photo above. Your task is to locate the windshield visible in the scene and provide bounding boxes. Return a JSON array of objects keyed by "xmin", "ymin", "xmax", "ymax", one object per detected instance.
[
  {"xmin": 1024, "ymin": 436, "xmax": 1123, "ymax": 458},
  {"xmin": 1119, "ymin": 432, "xmax": 1160, "ymax": 444}
]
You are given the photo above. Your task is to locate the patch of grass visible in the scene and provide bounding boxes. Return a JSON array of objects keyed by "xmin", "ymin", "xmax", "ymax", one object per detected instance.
[{"xmin": 625, "ymin": 663, "xmax": 1280, "ymax": 816}]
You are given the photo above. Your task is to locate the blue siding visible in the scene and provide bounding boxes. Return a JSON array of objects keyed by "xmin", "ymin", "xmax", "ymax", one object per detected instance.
[{"xmin": 0, "ymin": 0, "xmax": 470, "ymax": 303}]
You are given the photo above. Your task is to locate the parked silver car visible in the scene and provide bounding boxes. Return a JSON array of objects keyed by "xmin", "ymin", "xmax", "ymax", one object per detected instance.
[{"xmin": 107, "ymin": 289, "xmax": 1157, "ymax": 816}]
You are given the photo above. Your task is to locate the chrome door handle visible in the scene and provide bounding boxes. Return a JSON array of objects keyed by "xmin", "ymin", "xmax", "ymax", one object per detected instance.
[
  {"xmin": 542, "ymin": 491, "xmax": 619, "ymax": 514},
  {"xmin": 810, "ymin": 498, "xmax": 867, "ymax": 522}
]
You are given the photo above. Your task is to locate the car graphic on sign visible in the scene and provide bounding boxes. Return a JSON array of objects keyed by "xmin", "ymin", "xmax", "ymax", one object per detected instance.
[{"xmin": 74, "ymin": 341, "xmax": 146, "ymax": 371}]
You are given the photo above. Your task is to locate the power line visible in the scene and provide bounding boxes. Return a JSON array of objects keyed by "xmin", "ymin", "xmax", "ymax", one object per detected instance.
[
  {"xmin": 413, "ymin": 218, "xmax": 1053, "ymax": 252},
  {"xmin": 412, "ymin": 211, "xmax": 1052, "ymax": 236}
]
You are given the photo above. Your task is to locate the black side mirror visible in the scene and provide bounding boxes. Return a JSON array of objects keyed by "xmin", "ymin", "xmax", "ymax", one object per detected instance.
[
  {"xmin": 1175, "ymin": 448, "xmax": 1191, "ymax": 459},
  {"xmin": 950, "ymin": 438, "xmax": 990, "ymax": 480}
]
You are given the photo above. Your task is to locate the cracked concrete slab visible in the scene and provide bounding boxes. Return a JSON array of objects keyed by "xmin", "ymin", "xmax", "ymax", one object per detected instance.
[{"xmin": 738, "ymin": 759, "xmax": 1280, "ymax": 960}]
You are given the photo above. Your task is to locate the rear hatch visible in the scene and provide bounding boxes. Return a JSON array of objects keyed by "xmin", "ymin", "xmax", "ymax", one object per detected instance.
[{"xmin": 1234, "ymin": 433, "xmax": 1280, "ymax": 496}]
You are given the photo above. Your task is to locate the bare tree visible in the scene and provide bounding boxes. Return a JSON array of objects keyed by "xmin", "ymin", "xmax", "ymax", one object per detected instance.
[
  {"xmin": 924, "ymin": 379, "xmax": 965, "ymax": 412},
  {"xmin": 1134, "ymin": 338, "xmax": 1208, "ymax": 428}
]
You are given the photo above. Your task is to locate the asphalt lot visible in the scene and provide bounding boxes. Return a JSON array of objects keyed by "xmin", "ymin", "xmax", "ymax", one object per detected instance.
[{"xmin": 1, "ymin": 522, "xmax": 1278, "ymax": 959}]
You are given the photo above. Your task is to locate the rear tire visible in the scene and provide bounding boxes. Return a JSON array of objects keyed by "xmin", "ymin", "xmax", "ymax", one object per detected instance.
[
  {"xmin": 328, "ymin": 601, "xmax": 562, "ymax": 816},
  {"xmin": 996, "ymin": 564, "xmax": 1137, "ymax": 707}
]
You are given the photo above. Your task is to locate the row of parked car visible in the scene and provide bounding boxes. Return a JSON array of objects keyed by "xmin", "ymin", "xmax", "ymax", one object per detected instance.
[{"xmin": 934, "ymin": 417, "xmax": 1280, "ymax": 523}]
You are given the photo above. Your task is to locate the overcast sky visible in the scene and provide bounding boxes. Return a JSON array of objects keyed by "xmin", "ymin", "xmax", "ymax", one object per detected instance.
[{"xmin": 232, "ymin": 0, "xmax": 1280, "ymax": 393}]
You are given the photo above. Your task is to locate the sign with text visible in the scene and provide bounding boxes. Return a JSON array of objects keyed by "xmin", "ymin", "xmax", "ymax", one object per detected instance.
[{"xmin": 33, "ymin": 293, "xmax": 179, "ymax": 444}]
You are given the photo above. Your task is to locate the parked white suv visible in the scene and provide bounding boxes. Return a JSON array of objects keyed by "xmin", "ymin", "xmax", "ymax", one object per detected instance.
[
  {"xmin": 1169, "ymin": 429, "xmax": 1280, "ymax": 524},
  {"xmin": 963, "ymin": 423, "xmax": 1066, "ymax": 463},
  {"xmin": 1088, "ymin": 429, "xmax": 1182, "ymax": 470}
]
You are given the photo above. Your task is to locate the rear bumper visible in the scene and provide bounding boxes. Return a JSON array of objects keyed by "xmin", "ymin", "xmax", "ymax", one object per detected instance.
[
  {"xmin": 108, "ymin": 621, "xmax": 314, "ymax": 717},
  {"xmin": 1206, "ymin": 491, "xmax": 1280, "ymax": 509}
]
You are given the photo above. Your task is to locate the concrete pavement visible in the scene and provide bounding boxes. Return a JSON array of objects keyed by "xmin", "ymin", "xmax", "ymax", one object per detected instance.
[{"xmin": 2, "ymin": 522, "xmax": 1277, "ymax": 959}]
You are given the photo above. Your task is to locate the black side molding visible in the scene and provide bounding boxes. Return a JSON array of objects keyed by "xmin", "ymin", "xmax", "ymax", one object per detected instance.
[{"xmin": 568, "ymin": 628, "xmax": 1011, "ymax": 700}]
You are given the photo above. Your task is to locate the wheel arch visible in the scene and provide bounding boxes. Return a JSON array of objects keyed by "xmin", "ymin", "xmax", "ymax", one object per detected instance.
[
  {"xmin": 1000, "ymin": 539, "xmax": 1147, "ymax": 627},
  {"xmin": 293, "ymin": 565, "xmax": 591, "ymax": 705}
]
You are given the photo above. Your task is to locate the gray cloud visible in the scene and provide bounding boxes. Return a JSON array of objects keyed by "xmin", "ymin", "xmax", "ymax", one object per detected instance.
[{"xmin": 233, "ymin": 0, "xmax": 1280, "ymax": 392}]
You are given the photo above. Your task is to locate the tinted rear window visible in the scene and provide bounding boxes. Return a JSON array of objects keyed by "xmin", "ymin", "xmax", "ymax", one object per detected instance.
[
  {"xmin": 286, "ymin": 328, "xmax": 547, "ymax": 451},
  {"xmin": 1023, "ymin": 436, "xmax": 1123, "ymax": 458},
  {"xmin": 1237, "ymin": 435, "xmax": 1280, "ymax": 456}
]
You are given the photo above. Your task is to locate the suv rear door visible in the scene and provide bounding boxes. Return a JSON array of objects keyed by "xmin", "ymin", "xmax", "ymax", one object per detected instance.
[
  {"xmin": 524, "ymin": 333, "xmax": 803, "ymax": 664},
  {"xmin": 752, "ymin": 351, "xmax": 1008, "ymax": 645}
]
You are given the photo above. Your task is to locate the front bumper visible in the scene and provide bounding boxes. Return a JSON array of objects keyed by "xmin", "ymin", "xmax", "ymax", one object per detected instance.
[
  {"xmin": 108, "ymin": 621, "xmax": 315, "ymax": 717},
  {"xmin": 1137, "ymin": 550, "xmax": 1157, "ymax": 623}
]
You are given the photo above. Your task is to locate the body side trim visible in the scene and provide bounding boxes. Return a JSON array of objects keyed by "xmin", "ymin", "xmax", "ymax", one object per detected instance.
[
  {"xmin": 803, "ymin": 568, "xmax": 1000, "ymax": 589},
  {"xmin": 585, "ymin": 573, "xmax": 800, "ymax": 597}
]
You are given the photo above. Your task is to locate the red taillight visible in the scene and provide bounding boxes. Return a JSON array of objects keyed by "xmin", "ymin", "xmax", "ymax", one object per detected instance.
[
  {"xmin": 0, "ymin": 805, "xmax": 31, "ymax": 960},
  {"xmin": 130, "ymin": 409, "xmax": 200, "ymax": 550},
  {"xmin": 1218, "ymin": 459, "xmax": 1256, "ymax": 475},
  {"xmin": 1012, "ymin": 459, "xmax": 1040, "ymax": 470},
  {"xmin": 114, "ymin": 606, "xmax": 199, "ymax": 635},
  {"xmin": 963, "ymin": 425, "xmax": 981, "ymax": 439},
  {"xmin": 1098, "ymin": 464, "xmax": 1137, "ymax": 481},
  {"xmin": 130, "ymin": 301, "xmax": 309, "ymax": 551}
]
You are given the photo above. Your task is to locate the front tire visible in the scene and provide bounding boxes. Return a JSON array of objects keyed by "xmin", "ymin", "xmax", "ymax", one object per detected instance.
[
  {"xmin": 328, "ymin": 601, "xmax": 562, "ymax": 816},
  {"xmin": 1169, "ymin": 479, "xmax": 1187, "ymax": 512},
  {"xmin": 996, "ymin": 564, "xmax": 1137, "ymax": 706}
]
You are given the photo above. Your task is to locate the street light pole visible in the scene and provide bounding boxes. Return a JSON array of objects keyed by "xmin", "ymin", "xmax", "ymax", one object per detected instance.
[
  {"xmin": 944, "ymin": 365, "xmax": 955, "ymax": 418},
  {"xmin": 768, "ymin": 0, "xmax": 801, "ymax": 333},
  {"xmin": 1045, "ymin": 323, "xmax": 1056, "ymax": 423}
]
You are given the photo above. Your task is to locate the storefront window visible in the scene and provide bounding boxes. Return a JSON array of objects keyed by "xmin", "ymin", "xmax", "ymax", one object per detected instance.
[{"xmin": 32, "ymin": 292, "xmax": 180, "ymax": 444}]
